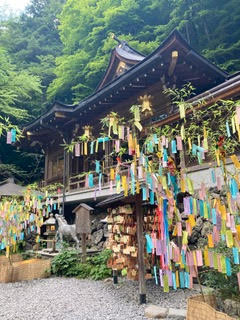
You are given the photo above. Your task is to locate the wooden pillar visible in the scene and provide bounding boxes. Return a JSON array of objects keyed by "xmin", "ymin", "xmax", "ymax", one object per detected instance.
[
  {"xmin": 65, "ymin": 150, "xmax": 70, "ymax": 190},
  {"xmin": 62, "ymin": 149, "xmax": 66, "ymax": 216},
  {"xmin": 81, "ymin": 233, "xmax": 87, "ymax": 263},
  {"xmin": 44, "ymin": 150, "xmax": 49, "ymax": 184},
  {"xmin": 136, "ymin": 194, "xmax": 146, "ymax": 304}
]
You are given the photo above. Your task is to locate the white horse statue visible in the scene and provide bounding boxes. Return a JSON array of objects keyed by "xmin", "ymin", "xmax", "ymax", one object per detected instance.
[{"xmin": 55, "ymin": 214, "xmax": 80, "ymax": 249}]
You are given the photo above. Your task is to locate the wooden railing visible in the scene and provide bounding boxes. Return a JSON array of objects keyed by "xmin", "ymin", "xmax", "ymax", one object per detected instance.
[{"xmin": 68, "ymin": 166, "xmax": 128, "ymax": 192}]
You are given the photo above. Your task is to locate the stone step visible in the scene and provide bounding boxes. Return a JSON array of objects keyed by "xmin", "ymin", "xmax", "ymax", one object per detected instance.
[{"xmin": 144, "ymin": 304, "xmax": 186, "ymax": 319}]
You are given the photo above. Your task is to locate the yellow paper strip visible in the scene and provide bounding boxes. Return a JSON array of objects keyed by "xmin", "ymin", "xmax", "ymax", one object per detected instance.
[
  {"xmin": 231, "ymin": 155, "xmax": 240, "ymax": 169},
  {"xmin": 204, "ymin": 249, "xmax": 210, "ymax": 266},
  {"xmin": 207, "ymin": 234, "xmax": 214, "ymax": 248},
  {"xmin": 179, "ymin": 103, "xmax": 185, "ymax": 119}
]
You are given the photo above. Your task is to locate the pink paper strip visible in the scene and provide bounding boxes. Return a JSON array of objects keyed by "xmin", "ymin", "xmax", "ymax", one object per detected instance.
[
  {"xmin": 165, "ymin": 138, "xmax": 169, "ymax": 148},
  {"xmin": 156, "ymin": 240, "xmax": 162, "ymax": 256},
  {"xmin": 168, "ymin": 270, "xmax": 173, "ymax": 286},
  {"xmin": 110, "ymin": 180, "xmax": 113, "ymax": 194},
  {"xmin": 189, "ymin": 275, "xmax": 193, "ymax": 289},
  {"xmin": 75, "ymin": 143, "xmax": 80, "ymax": 156},
  {"xmin": 196, "ymin": 250, "xmax": 203, "ymax": 266},
  {"xmin": 213, "ymin": 226, "xmax": 220, "ymax": 244},
  {"xmin": 237, "ymin": 106, "xmax": 240, "ymax": 124},
  {"xmin": 209, "ymin": 251, "xmax": 214, "ymax": 268},
  {"xmin": 201, "ymin": 183, "xmax": 206, "ymax": 199},
  {"xmin": 115, "ymin": 140, "xmax": 120, "ymax": 152},
  {"xmin": 226, "ymin": 213, "xmax": 231, "ymax": 228},
  {"xmin": 230, "ymin": 215, "xmax": 236, "ymax": 232},
  {"xmin": 127, "ymin": 127, "xmax": 130, "ymax": 140},
  {"xmin": 176, "ymin": 136, "xmax": 183, "ymax": 150},
  {"xmin": 237, "ymin": 272, "xmax": 240, "ymax": 290},
  {"xmin": 184, "ymin": 197, "xmax": 191, "ymax": 214},
  {"xmin": 217, "ymin": 176, "xmax": 222, "ymax": 190},
  {"xmin": 151, "ymin": 232, "xmax": 157, "ymax": 249},
  {"xmin": 177, "ymin": 222, "xmax": 182, "ymax": 236},
  {"xmin": 186, "ymin": 222, "xmax": 192, "ymax": 235},
  {"xmin": 159, "ymin": 269, "xmax": 163, "ymax": 287},
  {"xmin": 6, "ymin": 132, "xmax": 11, "ymax": 144},
  {"xmin": 162, "ymin": 136, "xmax": 166, "ymax": 147},
  {"xmin": 173, "ymin": 247, "xmax": 180, "ymax": 263}
]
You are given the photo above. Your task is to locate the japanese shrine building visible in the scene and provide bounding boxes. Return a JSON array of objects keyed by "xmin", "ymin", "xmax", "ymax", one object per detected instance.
[{"xmin": 23, "ymin": 30, "xmax": 240, "ymax": 209}]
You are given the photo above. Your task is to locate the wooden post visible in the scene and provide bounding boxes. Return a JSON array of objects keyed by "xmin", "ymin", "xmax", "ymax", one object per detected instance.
[
  {"xmin": 62, "ymin": 149, "xmax": 66, "ymax": 216},
  {"xmin": 81, "ymin": 233, "xmax": 87, "ymax": 263},
  {"xmin": 136, "ymin": 194, "xmax": 146, "ymax": 304},
  {"xmin": 113, "ymin": 270, "xmax": 118, "ymax": 284},
  {"xmin": 44, "ymin": 149, "xmax": 48, "ymax": 184}
]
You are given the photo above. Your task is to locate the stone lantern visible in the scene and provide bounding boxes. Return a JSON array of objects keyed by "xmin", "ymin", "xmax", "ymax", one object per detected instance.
[{"xmin": 43, "ymin": 213, "xmax": 56, "ymax": 250}]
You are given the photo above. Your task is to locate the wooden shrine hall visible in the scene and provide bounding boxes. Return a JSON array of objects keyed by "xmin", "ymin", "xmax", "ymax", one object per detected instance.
[{"xmin": 23, "ymin": 30, "xmax": 240, "ymax": 207}]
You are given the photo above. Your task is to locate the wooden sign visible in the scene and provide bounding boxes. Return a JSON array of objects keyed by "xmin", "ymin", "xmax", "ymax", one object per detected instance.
[
  {"xmin": 73, "ymin": 203, "xmax": 93, "ymax": 263},
  {"xmin": 73, "ymin": 203, "xmax": 93, "ymax": 234}
]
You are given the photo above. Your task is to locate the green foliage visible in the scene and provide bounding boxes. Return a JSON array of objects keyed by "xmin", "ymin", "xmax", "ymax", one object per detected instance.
[
  {"xmin": 0, "ymin": 47, "xmax": 42, "ymax": 122},
  {"xmin": 51, "ymin": 248, "xmax": 80, "ymax": 276},
  {"xmin": 27, "ymin": 182, "xmax": 63, "ymax": 196},
  {"xmin": 51, "ymin": 249, "xmax": 112, "ymax": 280},
  {"xmin": 0, "ymin": 0, "xmax": 66, "ymax": 111}
]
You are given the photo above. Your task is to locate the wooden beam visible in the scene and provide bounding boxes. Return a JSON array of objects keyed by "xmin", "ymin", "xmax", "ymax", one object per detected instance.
[
  {"xmin": 168, "ymin": 51, "xmax": 178, "ymax": 76},
  {"xmin": 136, "ymin": 193, "xmax": 146, "ymax": 304},
  {"xmin": 55, "ymin": 112, "xmax": 67, "ymax": 118}
]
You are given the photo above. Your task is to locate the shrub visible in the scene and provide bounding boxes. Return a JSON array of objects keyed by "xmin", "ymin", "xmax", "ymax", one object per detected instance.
[
  {"xmin": 51, "ymin": 249, "xmax": 112, "ymax": 280},
  {"xmin": 51, "ymin": 248, "xmax": 80, "ymax": 276}
]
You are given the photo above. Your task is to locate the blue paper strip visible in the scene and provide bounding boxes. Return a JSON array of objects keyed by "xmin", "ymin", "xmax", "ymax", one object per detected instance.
[
  {"xmin": 199, "ymin": 200, "xmax": 204, "ymax": 217},
  {"xmin": 154, "ymin": 266, "xmax": 158, "ymax": 285},
  {"xmin": 185, "ymin": 272, "xmax": 190, "ymax": 288},
  {"xmin": 11, "ymin": 129, "xmax": 16, "ymax": 143},
  {"xmin": 226, "ymin": 121, "xmax": 231, "ymax": 138},
  {"xmin": 211, "ymin": 169, "xmax": 216, "ymax": 184},
  {"xmin": 172, "ymin": 272, "xmax": 177, "ymax": 290},
  {"xmin": 171, "ymin": 140, "xmax": 177, "ymax": 154},
  {"xmin": 145, "ymin": 234, "xmax": 153, "ymax": 253},
  {"xmin": 163, "ymin": 148, "xmax": 168, "ymax": 162},
  {"xmin": 233, "ymin": 247, "xmax": 239, "ymax": 264},
  {"xmin": 179, "ymin": 271, "xmax": 185, "ymax": 288},
  {"xmin": 88, "ymin": 173, "xmax": 94, "ymax": 188},
  {"xmin": 95, "ymin": 160, "xmax": 100, "ymax": 173},
  {"xmin": 212, "ymin": 208, "xmax": 217, "ymax": 225},
  {"xmin": 142, "ymin": 187, "xmax": 147, "ymax": 201},
  {"xmin": 150, "ymin": 191, "xmax": 155, "ymax": 205},
  {"xmin": 90, "ymin": 141, "xmax": 94, "ymax": 154},
  {"xmin": 226, "ymin": 257, "xmax": 232, "ymax": 276},
  {"xmin": 181, "ymin": 250, "xmax": 186, "ymax": 265}
]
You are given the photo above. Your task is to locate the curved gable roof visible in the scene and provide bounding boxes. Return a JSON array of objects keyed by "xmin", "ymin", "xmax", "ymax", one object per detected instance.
[{"xmin": 96, "ymin": 40, "xmax": 145, "ymax": 91}]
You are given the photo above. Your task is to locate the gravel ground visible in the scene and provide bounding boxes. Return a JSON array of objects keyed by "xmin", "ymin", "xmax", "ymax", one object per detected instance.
[{"xmin": 0, "ymin": 277, "xmax": 198, "ymax": 320}]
